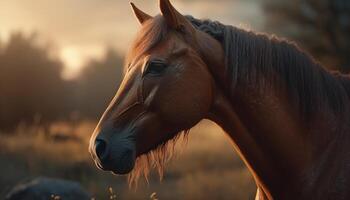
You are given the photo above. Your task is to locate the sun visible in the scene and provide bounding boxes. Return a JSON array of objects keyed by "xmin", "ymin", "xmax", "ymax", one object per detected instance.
[{"xmin": 60, "ymin": 46, "xmax": 85, "ymax": 80}]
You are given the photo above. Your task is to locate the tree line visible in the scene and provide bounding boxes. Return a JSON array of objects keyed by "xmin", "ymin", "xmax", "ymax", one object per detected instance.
[
  {"xmin": 264, "ymin": 0, "xmax": 350, "ymax": 72},
  {"xmin": 0, "ymin": 32, "xmax": 123, "ymax": 130}
]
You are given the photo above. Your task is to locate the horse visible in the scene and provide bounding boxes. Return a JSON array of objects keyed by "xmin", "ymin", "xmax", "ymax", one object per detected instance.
[{"xmin": 89, "ymin": 0, "xmax": 350, "ymax": 199}]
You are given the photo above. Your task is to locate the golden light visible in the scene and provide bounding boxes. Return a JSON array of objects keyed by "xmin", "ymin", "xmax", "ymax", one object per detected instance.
[{"xmin": 60, "ymin": 46, "xmax": 85, "ymax": 80}]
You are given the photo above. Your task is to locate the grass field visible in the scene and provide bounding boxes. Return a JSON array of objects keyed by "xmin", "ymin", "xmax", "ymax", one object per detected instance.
[{"xmin": 0, "ymin": 120, "xmax": 256, "ymax": 200}]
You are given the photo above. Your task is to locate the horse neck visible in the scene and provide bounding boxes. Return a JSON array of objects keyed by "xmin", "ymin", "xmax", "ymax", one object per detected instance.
[
  {"xmin": 202, "ymin": 44, "xmax": 350, "ymax": 200},
  {"xmin": 208, "ymin": 80, "xmax": 314, "ymax": 198},
  {"xmin": 208, "ymin": 60, "xmax": 350, "ymax": 200}
]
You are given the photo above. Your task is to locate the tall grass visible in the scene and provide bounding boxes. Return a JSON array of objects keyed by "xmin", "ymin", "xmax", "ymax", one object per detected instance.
[{"xmin": 0, "ymin": 120, "xmax": 256, "ymax": 199}]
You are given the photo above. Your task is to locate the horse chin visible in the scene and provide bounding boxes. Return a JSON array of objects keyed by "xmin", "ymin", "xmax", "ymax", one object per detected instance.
[
  {"xmin": 110, "ymin": 150, "xmax": 136, "ymax": 175},
  {"xmin": 111, "ymin": 159, "xmax": 135, "ymax": 175},
  {"xmin": 111, "ymin": 167, "xmax": 134, "ymax": 175}
]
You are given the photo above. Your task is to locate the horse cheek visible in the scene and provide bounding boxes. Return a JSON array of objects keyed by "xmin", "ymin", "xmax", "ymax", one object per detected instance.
[{"xmin": 160, "ymin": 71, "xmax": 212, "ymax": 128}]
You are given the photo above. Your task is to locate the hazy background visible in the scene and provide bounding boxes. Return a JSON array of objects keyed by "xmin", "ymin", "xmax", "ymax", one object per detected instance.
[
  {"xmin": 0, "ymin": 0, "xmax": 349, "ymax": 199},
  {"xmin": 0, "ymin": 0, "xmax": 264, "ymax": 80}
]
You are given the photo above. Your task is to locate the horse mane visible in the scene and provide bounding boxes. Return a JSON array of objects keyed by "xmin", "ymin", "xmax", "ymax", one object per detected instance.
[
  {"xmin": 128, "ymin": 15, "xmax": 349, "ymax": 118},
  {"xmin": 186, "ymin": 16, "xmax": 350, "ymax": 119},
  {"xmin": 332, "ymin": 72, "xmax": 350, "ymax": 99}
]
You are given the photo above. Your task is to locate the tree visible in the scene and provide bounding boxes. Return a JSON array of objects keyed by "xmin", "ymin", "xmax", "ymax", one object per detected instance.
[
  {"xmin": 0, "ymin": 31, "xmax": 125, "ymax": 130},
  {"xmin": 264, "ymin": 0, "xmax": 350, "ymax": 72},
  {"xmin": 0, "ymin": 32, "xmax": 69, "ymax": 129}
]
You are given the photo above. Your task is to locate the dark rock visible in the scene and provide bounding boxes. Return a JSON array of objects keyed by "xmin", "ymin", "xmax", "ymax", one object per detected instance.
[{"xmin": 5, "ymin": 177, "xmax": 91, "ymax": 200}]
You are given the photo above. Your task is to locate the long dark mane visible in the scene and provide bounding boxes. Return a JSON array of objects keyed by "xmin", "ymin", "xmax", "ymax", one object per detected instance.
[{"xmin": 186, "ymin": 16, "xmax": 350, "ymax": 119}]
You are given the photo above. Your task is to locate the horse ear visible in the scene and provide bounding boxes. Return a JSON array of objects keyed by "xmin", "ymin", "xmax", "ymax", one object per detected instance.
[
  {"xmin": 130, "ymin": 2, "xmax": 152, "ymax": 25},
  {"xmin": 159, "ymin": 0, "xmax": 184, "ymax": 29}
]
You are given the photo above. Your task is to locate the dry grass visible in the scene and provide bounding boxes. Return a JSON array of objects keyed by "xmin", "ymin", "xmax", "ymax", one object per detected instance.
[{"xmin": 0, "ymin": 120, "xmax": 256, "ymax": 199}]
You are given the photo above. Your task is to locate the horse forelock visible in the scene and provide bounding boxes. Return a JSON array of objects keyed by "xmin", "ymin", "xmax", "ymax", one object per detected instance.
[{"xmin": 125, "ymin": 16, "xmax": 169, "ymax": 72}]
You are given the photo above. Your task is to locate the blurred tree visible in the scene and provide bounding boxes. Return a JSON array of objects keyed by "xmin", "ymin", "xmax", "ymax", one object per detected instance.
[
  {"xmin": 0, "ymin": 32, "xmax": 69, "ymax": 129},
  {"xmin": 264, "ymin": 0, "xmax": 350, "ymax": 72},
  {"xmin": 0, "ymin": 31, "xmax": 124, "ymax": 130},
  {"xmin": 76, "ymin": 48, "xmax": 123, "ymax": 119}
]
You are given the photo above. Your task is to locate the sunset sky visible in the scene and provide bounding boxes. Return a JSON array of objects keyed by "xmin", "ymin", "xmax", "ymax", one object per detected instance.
[{"xmin": 0, "ymin": 0, "xmax": 264, "ymax": 79}]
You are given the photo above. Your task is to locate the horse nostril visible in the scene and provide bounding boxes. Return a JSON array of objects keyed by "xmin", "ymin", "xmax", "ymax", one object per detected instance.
[{"xmin": 95, "ymin": 139, "xmax": 108, "ymax": 161}]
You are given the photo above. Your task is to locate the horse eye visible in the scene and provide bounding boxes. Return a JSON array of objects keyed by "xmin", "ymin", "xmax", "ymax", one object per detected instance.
[{"xmin": 144, "ymin": 61, "xmax": 167, "ymax": 76}]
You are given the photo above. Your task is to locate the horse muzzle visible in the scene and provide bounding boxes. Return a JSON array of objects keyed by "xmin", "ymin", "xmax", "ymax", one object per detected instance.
[{"xmin": 90, "ymin": 135, "xmax": 136, "ymax": 175}]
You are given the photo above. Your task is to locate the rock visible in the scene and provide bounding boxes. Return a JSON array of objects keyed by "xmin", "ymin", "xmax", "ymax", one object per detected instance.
[{"xmin": 5, "ymin": 177, "xmax": 91, "ymax": 200}]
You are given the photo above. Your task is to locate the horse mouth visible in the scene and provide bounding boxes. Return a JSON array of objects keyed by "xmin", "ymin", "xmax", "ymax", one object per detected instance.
[
  {"xmin": 109, "ymin": 148, "xmax": 136, "ymax": 175},
  {"xmin": 112, "ymin": 155, "xmax": 135, "ymax": 175}
]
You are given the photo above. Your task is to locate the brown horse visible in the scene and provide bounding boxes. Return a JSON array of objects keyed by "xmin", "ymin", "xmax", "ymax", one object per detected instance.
[{"xmin": 89, "ymin": 0, "xmax": 350, "ymax": 199}]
